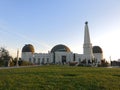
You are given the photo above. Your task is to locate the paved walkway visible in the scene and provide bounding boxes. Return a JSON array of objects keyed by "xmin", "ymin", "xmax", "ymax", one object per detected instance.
[{"xmin": 0, "ymin": 65, "xmax": 41, "ymax": 70}]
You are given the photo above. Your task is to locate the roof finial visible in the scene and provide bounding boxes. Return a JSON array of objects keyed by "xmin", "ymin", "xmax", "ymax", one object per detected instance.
[{"xmin": 85, "ymin": 21, "xmax": 88, "ymax": 24}]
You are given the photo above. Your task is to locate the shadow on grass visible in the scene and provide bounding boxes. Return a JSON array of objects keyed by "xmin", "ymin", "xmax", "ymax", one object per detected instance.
[
  {"xmin": 113, "ymin": 74, "xmax": 120, "ymax": 77},
  {"xmin": 62, "ymin": 74, "xmax": 78, "ymax": 77}
]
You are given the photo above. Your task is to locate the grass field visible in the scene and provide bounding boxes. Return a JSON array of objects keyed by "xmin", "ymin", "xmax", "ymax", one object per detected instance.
[{"xmin": 0, "ymin": 65, "xmax": 120, "ymax": 90}]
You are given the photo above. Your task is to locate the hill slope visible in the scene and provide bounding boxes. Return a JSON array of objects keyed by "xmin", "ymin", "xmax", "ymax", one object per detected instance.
[{"xmin": 0, "ymin": 66, "xmax": 120, "ymax": 90}]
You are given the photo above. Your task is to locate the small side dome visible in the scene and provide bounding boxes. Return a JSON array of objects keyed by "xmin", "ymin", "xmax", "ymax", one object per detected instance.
[
  {"xmin": 22, "ymin": 44, "xmax": 35, "ymax": 53},
  {"xmin": 51, "ymin": 44, "xmax": 71, "ymax": 53},
  {"xmin": 93, "ymin": 46, "xmax": 103, "ymax": 53}
]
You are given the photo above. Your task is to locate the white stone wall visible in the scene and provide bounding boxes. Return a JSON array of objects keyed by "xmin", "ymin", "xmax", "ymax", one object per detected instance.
[
  {"xmin": 54, "ymin": 52, "xmax": 73, "ymax": 64},
  {"xmin": 33, "ymin": 53, "xmax": 51, "ymax": 64},
  {"xmin": 74, "ymin": 54, "xmax": 83, "ymax": 63},
  {"xmin": 21, "ymin": 51, "xmax": 103, "ymax": 66},
  {"xmin": 21, "ymin": 52, "xmax": 33, "ymax": 62},
  {"xmin": 22, "ymin": 52, "xmax": 51, "ymax": 64},
  {"xmin": 93, "ymin": 53, "xmax": 103, "ymax": 64}
]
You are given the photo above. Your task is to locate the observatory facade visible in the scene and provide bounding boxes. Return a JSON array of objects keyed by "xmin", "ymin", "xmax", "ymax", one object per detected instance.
[{"xmin": 21, "ymin": 22, "xmax": 103, "ymax": 66}]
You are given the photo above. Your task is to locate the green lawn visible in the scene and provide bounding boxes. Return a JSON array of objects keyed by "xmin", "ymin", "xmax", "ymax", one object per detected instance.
[{"xmin": 0, "ymin": 66, "xmax": 120, "ymax": 90}]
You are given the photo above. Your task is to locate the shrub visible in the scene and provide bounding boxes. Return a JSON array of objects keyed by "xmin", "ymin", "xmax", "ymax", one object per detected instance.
[
  {"xmin": 18, "ymin": 60, "xmax": 33, "ymax": 66},
  {"xmin": 69, "ymin": 62, "xmax": 78, "ymax": 66},
  {"xmin": 98, "ymin": 59, "xmax": 109, "ymax": 67}
]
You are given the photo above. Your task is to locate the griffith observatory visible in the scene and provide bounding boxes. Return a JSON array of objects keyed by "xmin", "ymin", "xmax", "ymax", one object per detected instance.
[{"xmin": 21, "ymin": 22, "xmax": 103, "ymax": 66}]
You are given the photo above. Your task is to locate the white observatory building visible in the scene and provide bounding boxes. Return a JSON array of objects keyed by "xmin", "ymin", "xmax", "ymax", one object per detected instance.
[{"xmin": 21, "ymin": 22, "xmax": 103, "ymax": 66}]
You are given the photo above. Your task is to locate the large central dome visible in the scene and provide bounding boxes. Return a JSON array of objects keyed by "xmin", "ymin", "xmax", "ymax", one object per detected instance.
[{"xmin": 51, "ymin": 44, "xmax": 71, "ymax": 53}]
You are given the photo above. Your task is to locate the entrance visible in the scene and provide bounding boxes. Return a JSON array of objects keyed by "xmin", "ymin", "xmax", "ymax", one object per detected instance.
[{"xmin": 62, "ymin": 56, "xmax": 66, "ymax": 65}]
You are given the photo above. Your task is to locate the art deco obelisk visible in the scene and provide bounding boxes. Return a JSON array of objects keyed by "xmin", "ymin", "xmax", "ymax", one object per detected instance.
[{"xmin": 83, "ymin": 21, "xmax": 94, "ymax": 64}]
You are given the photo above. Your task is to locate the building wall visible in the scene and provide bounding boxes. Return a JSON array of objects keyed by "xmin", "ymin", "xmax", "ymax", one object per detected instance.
[
  {"xmin": 53, "ymin": 52, "xmax": 73, "ymax": 64},
  {"xmin": 22, "ymin": 52, "xmax": 81, "ymax": 64},
  {"xmin": 21, "ymin": 52, "xmax": 103, "ymax": 66},
  {"xmin": 21, "ymin": 52, "xmax": 33, "ymax": 62},
  {"xmin": 93, "ymin": 53, "xmax": 103, "ymax": 64},
  {"xmin": 31, "ymin": 53, "xmax": 51, "ymax": 64},
  {"xmin": 73, "ymin": 54, "xmax": 83, "ymax": 63}
]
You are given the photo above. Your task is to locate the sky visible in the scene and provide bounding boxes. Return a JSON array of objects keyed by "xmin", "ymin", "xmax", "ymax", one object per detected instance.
[{"xmin": 0, "ymin": 0, "xmax": 120, "ymax": 61}]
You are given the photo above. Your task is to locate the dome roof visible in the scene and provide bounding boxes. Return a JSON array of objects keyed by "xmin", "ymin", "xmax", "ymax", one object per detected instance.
[
  {"xmin": 92, "ymin": 46, "xmax": 103, "ymax": 53},
  {"xmin": 22, "ymin": 44, "xmax": 35, "ymax": 53},
  {"xmin": 51, "ymin": 44, "xmax": 71, "ymax": 53}
]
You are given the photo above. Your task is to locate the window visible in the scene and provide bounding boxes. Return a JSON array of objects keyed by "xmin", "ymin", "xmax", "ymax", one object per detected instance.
[
  {"xmin": 42, "ymin": 58, "xmax": 44, "ymax": 64},
  {"xmin": 47, "ymin": 58, "xmax": 49, "ymax": 63},
  {"xmin": 62, "ymin": 56, "xmax": 66, "ymax": 65},
  {"xmin": 33, "ymin": 58, "xmax": 36, "ymax": 63},
  {"xmin": 79, "ymin": 58, "xmax": 81, "ymax": 63},
  {"xmin": 38, "ymin": 58, "xmax": 40, "ymax": 64},
  {"xmin": 29, "ymin": 58, "xmax": 31, "ymax": 62}
]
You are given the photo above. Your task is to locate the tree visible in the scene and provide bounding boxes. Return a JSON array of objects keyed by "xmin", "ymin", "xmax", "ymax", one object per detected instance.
[
  {"xmin": 0, "ymin": 47, "xmax": 12, "ymax": 67},
  {"xmin": 98, "ymin": 59, "xmax": 109, "ymax": 67}
]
